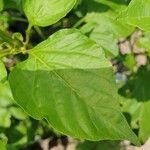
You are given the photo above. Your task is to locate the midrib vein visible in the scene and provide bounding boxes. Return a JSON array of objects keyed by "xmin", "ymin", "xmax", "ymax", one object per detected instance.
[{"xmin": 30, "ymin": 51, "xmax": 79, "ymax": 94}]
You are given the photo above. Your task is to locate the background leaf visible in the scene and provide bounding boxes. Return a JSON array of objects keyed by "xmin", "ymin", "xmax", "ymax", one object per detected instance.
[
  {"xmin": 118, "ymin": 0, "xmax": 150, "ymax": 31},
  {"xmin": 119, "ymin": 68, "xmax": 150, "ymax": 142},
  {"xmin": 23, "ymin": 0, "xmax": 77, "ymax": 26},
  {"xmin": 80, "ymin": 13, "xmax": 134, "ymax": 56}
]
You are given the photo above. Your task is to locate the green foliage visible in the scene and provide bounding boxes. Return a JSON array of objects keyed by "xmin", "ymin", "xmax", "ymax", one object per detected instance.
[{"xmin": 1, "ymin": 0, "xmax": 150, "ymax": 148}]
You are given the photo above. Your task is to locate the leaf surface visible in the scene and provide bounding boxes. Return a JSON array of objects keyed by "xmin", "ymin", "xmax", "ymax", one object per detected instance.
[
  {"xmin": 118, "ymin": 0, "xmax": 150, "ymax": 31},
  {"xmin": 80, "ymin": 13, "xmax": 134, "ymax": 56},
  {"xmin": 23, "ymin": 0, "xmax": 76, "ymax": 26},
  {"xmin": 9, "ymin": 29, "xmax": 139, "ymax": 144}
]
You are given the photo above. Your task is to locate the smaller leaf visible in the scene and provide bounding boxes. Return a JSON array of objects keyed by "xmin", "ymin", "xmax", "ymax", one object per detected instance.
[
  {"xmin": 118, "ymin": 0, "xmax": 150, "ymax": 31},
  {"xmin": 80, "ymin": 13, "xmax": 134, "ymax": 56},
  {"xmin": 23, "ymin": 0, "xmax": 77, "ymax": 26},
  {"xmin": 10, "ymin": 107, "xmax": 27, "ymax": 120}
]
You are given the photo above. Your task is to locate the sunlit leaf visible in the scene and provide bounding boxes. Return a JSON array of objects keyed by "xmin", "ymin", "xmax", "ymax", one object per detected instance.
[{"xmin": 9, "ymin": 29, "xmax": 139, "ymax": 144}]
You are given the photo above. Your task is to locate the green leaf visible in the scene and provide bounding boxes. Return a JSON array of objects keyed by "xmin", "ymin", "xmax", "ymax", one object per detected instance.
[
  {"xmin": 119, "ymin": 68, "xmax": 150, "ymax": 142},
  {"xmin": 120, "ymin": 96, "xmax": 142, "ymax": 129},
  {"xmin": 10, "ymin": 107, "xmax": 27, "ymax": 120},
  {"xmin": 80, "ymin": 13, "xmax": 134, "ymax": 56},
  {"xmin": 118, "ymin": 0, "xmax": 150, "ymax": 31},
  {"xmin": 0, "ymin": 61, "xmax": 7, "ymax": 82},
  {"xmin": 84, "ymin": 13, "xmax": 134, "ymax": 40},
  {"xmin": 9, "ymin": 29, "xmax": 139, "ymax": 144},
  {"xmin": 139, "ymin": 102, "xmax": 150, "ymax": 142},
  {"xmin": 0, "ymin": 0, "xmax": 3, "ymax": 11},
  {"xmin": 23, "ymin": 0, "xmax": 76, "ymax": 26}
]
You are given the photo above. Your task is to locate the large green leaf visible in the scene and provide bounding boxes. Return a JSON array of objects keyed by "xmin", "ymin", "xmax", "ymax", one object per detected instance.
[
  {"xmin": 118, "ymin": 0, "xmax": 150, "ymax": 31},
  {"xmin": 23, "ymin": 0, "xmax": 76, "ymax": 26},
  {"xmin": 9, "ymin": 29, "xmax": 139, "ymax": 144},
  {"xmin": 0, "ymin": 61, "xmax": 7, "ymax": 82}
]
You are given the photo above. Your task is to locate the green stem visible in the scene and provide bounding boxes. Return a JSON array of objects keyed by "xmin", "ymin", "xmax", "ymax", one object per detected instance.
[
  {"xmin": 24, "ymin": 24, "xmax": 32, "ymax": 47},
  {"xmin": 73, "ymin": 17, "xmax": 85, "ymax": 28},
  {"xmin": 10, "ymin": 16, "xmax": 28, "ymax": 23},
  {"xmin": 0, "ymin": 50, "xmax": 10, "ymax": 58},
  {"xmin": 0, "ymin": 49, "xmax": 23, "ymax": 58},
  {"xmin": 34, "ymin": 26, "xmax": 45, "ymax": 40}
]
